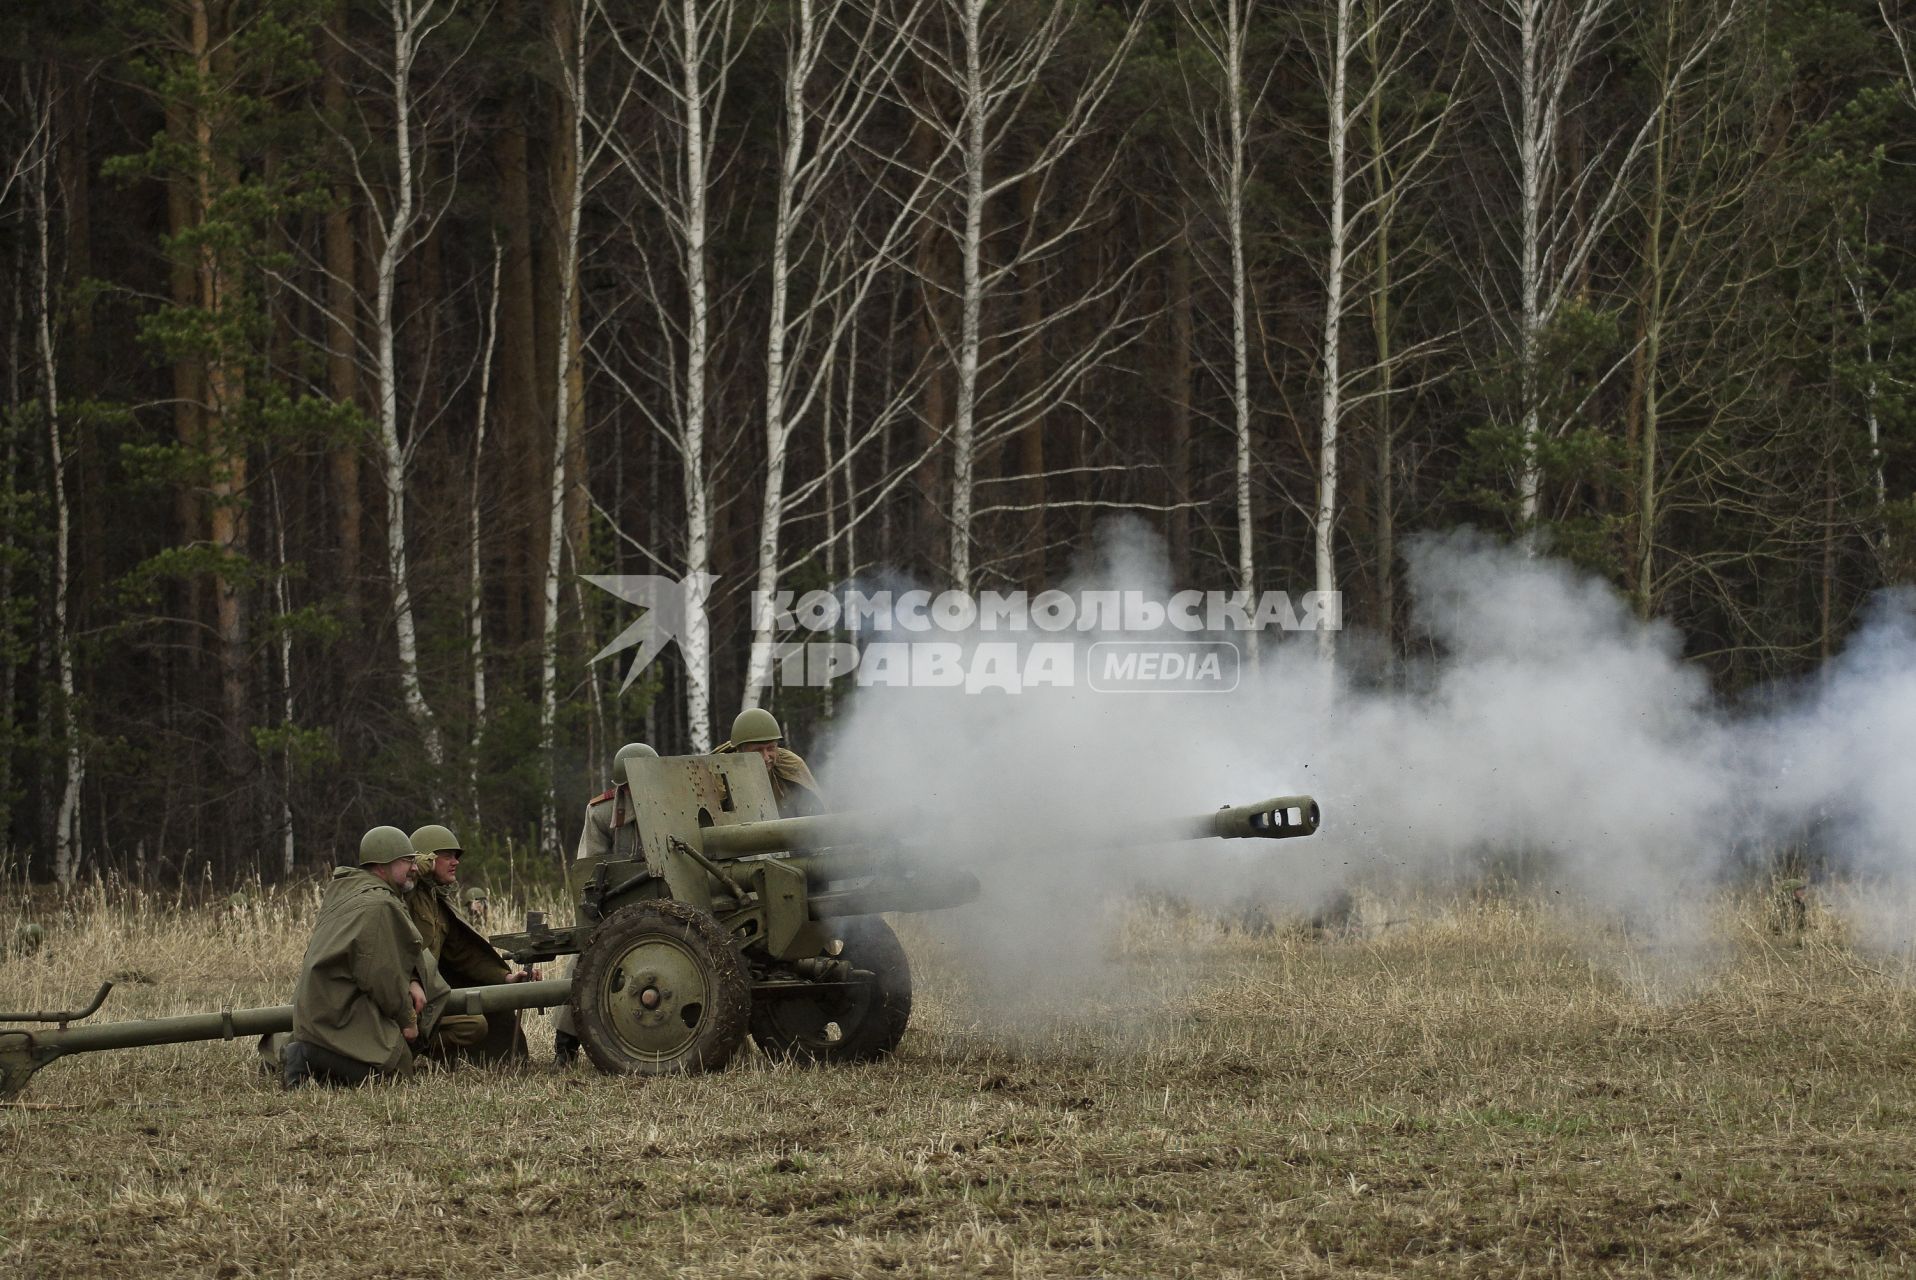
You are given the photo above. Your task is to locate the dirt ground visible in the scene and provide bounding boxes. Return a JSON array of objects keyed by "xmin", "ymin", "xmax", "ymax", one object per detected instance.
[{"xmin": 3, "ymin": 885, "xmax": 1914, "ymax": 1277}]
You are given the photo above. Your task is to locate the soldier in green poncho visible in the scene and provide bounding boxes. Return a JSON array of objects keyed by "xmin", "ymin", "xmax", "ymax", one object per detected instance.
[
  {"xmin": 282, "ymin": 826, "xmax": 450, "ymax": 1087},
  {"xmin": 405, "ymin": 823, "xmax": 533, "ymax": 1065},
  {"xmin": 717, "ymin": 707, "xmax": 824, "ymax": 818}
]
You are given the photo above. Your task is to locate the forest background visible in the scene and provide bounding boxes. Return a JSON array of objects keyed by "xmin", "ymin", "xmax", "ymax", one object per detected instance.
[{"xmin": 0, "ymin": 0, "xmax": 1911, "ymax": 887}]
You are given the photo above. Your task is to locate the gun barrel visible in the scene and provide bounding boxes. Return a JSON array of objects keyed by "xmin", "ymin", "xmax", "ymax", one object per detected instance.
[
  {"xmin": 0, "ymin": 979, "xmax": 572, "ymax": 1097},
  {"xmin": 698, "ymin": 812, "xmax": 890, "ymax": 858},
  {"xmin": 1209, "ymin": 795, "xmax": 1320, "ymax": 840},
  {"xmin": 1137, "ymin": 794, "xmax": 1320, "ymax": 844},
  {"xmin": 700, "ymin": 795, "xmax": 1320, "ymax": 862}
]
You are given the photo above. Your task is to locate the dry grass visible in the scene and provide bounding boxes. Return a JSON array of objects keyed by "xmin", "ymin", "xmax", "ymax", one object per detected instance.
[{"xmin": 3, "ymin": 882, "xmax": 1915, "ymax": 1277}]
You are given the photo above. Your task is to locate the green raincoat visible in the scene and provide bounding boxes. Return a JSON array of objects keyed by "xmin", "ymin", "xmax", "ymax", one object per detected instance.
[
  {"xmin": 766, "ymin": 747, "xmax": 824, "ymax": 818},
  {"xmin": 293, "ymin": 867, "xmax": 446, "ymax": 1072},
  {"xmin": 405, "ymin": 882, "xmax": 511, "ymax": 986},
  {"xmin": 405, "ymin": 880, "xmax": 529, "ymax": 1064}
]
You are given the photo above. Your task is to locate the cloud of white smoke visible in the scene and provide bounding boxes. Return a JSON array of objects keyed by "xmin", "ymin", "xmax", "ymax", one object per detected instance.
[{"xmin": 803, "ymin": 521, "xmax": 1916, "ymax": 1002}]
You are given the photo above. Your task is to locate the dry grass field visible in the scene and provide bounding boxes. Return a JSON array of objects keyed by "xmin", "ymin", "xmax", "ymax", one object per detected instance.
[{"xmin": 3, "ymin": 882, "xmax": 1915, "ymax": 1278}]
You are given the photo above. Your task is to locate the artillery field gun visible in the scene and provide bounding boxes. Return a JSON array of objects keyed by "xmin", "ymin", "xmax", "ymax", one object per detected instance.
[{"xmin": 1, "ymin": 752, "xmax": 1319, "ymax": 1095}]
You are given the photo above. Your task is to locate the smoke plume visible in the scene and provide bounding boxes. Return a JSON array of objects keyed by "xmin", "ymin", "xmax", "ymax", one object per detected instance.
[{"xmin": 805, "ymin": 523, "xmax": 1916, "ymax": 999}]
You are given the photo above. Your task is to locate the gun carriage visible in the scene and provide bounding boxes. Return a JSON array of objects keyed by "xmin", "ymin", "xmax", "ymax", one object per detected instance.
[{"xmin": 1, "ymin": 751, "xmax": 1319, "ymax": 1094}]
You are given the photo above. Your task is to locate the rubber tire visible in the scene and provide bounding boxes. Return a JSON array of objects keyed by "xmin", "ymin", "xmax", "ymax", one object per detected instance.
[
  {"xmin": 751, "ymin": 915, "xmax": 913, "ymax": 1064},
  {"xmin": 570, "ymin": 900, "xmax": 751, "ymax": 1076}
]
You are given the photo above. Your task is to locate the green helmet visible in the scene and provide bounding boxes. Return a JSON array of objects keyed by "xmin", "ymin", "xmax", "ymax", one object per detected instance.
[
  {"xmin": 410, "ymin": 824, "xmax": 462, "ymax": 857},
  {"xmin": 729, "ymin": 707, "xmax": 782, "ymax": 747},
  {"xmin": 358, "ymin": 825, "xmax": 417, "ymax": 867},
  {"xmin": 613, "ymin": 742, "xmax": 658, "ymax": 777}
]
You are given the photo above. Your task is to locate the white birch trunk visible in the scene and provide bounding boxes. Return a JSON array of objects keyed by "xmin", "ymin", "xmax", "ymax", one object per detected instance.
[
  {"xmin": 30, "ymin": 96, "xmax": 82, "ymax": 886},
  {"xmin": 743, "ymin": 0, "xmax": 928, "ymax": 703},
  {"xmin": 948, "ymin": 0, "xmax": 987, "ymax": 594},
  {"xmin": 272, "ymin": 479, "xmax": 296, "ymax": 875},
  {"xmin": 1481, "ymin": 0, "xmax": 1734, "ymax": 528},
  {"xmin": 742, "ymin": 0, "xmax": 816, "ymax": 709},
  {"xmin": 372, "ymin": 0, "xmax": 442, "ymax": 765},
  {"xmin": 469, "ymin": 240, "xmax": 501, "ymax": 810},
  {"xmin": 1226, "ymin": 0, "xmax": 1257, "ymax": 662},
  {"xmin": 540, "ymin": 0, "xmax": 587, "ymax": 857},
  {"xmin": 1515, "ymin": 0, "xmax": 1545, "ymax": 527},
  {"xmin": 1314, "ymin": 0, "xmax": 1353, "ymax": 664},
  {"xmin": 1840, "ymin": 241, "xmax": 1887, "ymax": 542},
  {"xmin": 681, "ymin": 0, "xmax": 715, "ymax": 751}
]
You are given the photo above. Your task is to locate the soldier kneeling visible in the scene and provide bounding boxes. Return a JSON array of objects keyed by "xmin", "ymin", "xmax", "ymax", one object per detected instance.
[
  {"xmin": 283, "ymin": 826, "xmax": 449, "ymax": 1087},
  {"xmin": 404, "ymin": 823, "xmax": 535, "ymax": 1066}
]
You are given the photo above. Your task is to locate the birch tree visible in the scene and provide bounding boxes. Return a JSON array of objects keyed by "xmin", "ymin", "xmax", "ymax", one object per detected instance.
[
  {"xmin": 902, "ymin": 0, "xmax": 1148, "ymax": 593},
  {"xmin": 1612, "ymin": 0, "xmax": 1779, "ymax": 619},
  {"xmin": 346, "ymin": 0, "xmax": 460, "ymax": 767},
  {"xmin": 1180, "ymin": 0, "xmax": 1265, "ymax": 646},
  {"xmin": 270, "ymin": 476, "xmax": 296, "ymax": 874},
  {"xmin": 595, "ymin": 0, "xmax": 746, "ymax": 750},
  {"xmin": 469, "ymin": 238, "xmax": 501, "ymax": 812},
  {"xmin": 1304, "ymin": 0, "xmax": 1449, "ymax": 656},
  {"xmin": 1839, "ymin": 236, "xmax": 1889, "ymax": 550},
  {"xmin": 1313, "ymin": 0, "xmax": 1353, "ymax": 662},
  {"xmin": 24, "ymin": 70, "xmax": 82, "ymax": 885},
  {"xmin": 538, "ymin": 0, "xmax": 597, "ymax": 857},
  {"xmin": 740, "ymin": 0, "xmax": 932, "ymax": 709},
  {"xmin": 1466, "ymin": 0, "xmax": 1737, "ymax": 528}
]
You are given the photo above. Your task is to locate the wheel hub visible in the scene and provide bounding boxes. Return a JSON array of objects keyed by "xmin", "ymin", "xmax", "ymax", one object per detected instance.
[{"xmin": 601, "ymin": 941, "xmax": 710, "ymax": 1060}]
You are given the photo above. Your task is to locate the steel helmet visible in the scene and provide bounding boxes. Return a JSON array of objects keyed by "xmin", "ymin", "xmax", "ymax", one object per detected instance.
[
  {"xmin": 729, "ymin": 707, "xmax": 782, "ymax": 747},
  {"xmin": 613, "ymin": 742, "xmax": 659, "ymax": 775},
  {"xmin": 358, "ymin": 825, "xmax": 417, "ymax": 867},
  {"xmin": 409, "ymin": 824, "xmax": 462, "ymax": 871}
]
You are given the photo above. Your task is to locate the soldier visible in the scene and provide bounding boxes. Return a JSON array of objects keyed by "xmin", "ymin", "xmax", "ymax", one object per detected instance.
[
  {"xmin": 405, "ymin": 824, "xmax": 534, "ymax": 1065},
  {"xmin": 555, "ymin": 742, "xmax": 659, "ymax": 1065},
  {"xmin": 282, "ymin": 826, "xmax": 449, "ymax": 1087},
  {"xmin": 718, "ymin": 707, "xmax": 824, "ymax": 818},
  {"xmin": 1771, "ymin": 876, "xmax": 1811, "ymax": 936},
  {"xmin": 576, "ymin": 742, "xmax": 659, "ymax": 863}
]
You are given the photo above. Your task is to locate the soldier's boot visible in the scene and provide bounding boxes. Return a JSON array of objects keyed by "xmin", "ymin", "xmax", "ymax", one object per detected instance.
[
  {"xmin": 257, "ymin": 1031, "xmax": 288, "ymax": 1077},
  {"xmin": 554, "ymin": 1029, "xmax": 581, "ymax": 1066},
  {"xmin": 281, "ymin": 1039, "xmax": 312, "ymax": 1089}
]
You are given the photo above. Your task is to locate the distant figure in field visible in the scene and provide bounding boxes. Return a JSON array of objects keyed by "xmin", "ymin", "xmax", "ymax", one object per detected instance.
[{"xmin": 1771, "ymin": 876, "xmax": 1811, "ymax": 936}]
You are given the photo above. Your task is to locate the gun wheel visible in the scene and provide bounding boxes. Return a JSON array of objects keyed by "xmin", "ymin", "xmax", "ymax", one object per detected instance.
[
  {"xmin": 570, "ymin": 900, "xmax": 750, "ymax": 1076},
  {"xmin": 751, "ymin": 915, "xmax": 912, "ymax": 1065}
]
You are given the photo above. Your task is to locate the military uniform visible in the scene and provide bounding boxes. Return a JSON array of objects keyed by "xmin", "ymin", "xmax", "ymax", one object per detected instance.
[
  {"xmin": 714, "ymin": 741, "xmax": 824, "ymax": 818},
  {"xmin": 290, "ymin": 866, "xmax": 449, "ymax": 1082},
  {"xmin": 405, "ymin": 880, "xmax": 526, "ymax": 1064},
  {"xmin": 763, "ymin": 746, "xmax": 824, "ymax": 818},
  {"xmin": 554, "ymin": 745, "xmax": 662, "ymax": 1062},
  {"xmin": 552, "ymin": 784, "xmax": 637, "ymax": 1057},
  {"xmin": 575, "ymin": 784, "xmax": 644, "ymax": 863}
]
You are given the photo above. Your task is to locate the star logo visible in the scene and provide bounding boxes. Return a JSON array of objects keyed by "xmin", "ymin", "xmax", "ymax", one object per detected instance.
[{"xmin": 583, "ymin": 572, "xmax": 719, "ymax": 691}]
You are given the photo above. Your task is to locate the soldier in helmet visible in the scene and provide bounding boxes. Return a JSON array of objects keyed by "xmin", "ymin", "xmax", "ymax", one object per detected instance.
[
  {"xmin": 404, "ymin": 824, "xmax": 535, "ymax": 1065},
  {"xmin": 282, "ymin": 826, "xmax": 450, "ymax": 1087},
  {"xmin": 718, "ymin": 707, "xmax": 824, "ymax": 818},
  {"xmin": 554, "ymin": 742, "xmax": 658, "ymax": 1065},
  {"xmin": 576, "ymin": 742, "xmax": 659, "ymax": 863}
]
